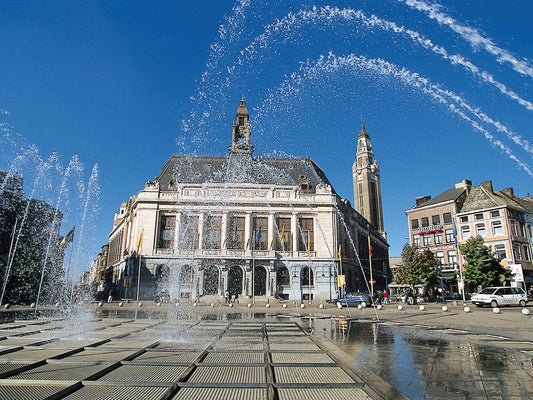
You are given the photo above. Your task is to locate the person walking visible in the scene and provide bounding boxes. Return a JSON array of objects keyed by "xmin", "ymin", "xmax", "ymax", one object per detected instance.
[{"xmin": 383, "ymin": 289, "xmax": 389, "ymax": 304}]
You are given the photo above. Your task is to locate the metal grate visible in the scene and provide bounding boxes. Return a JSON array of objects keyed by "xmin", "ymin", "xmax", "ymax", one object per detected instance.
[
  {"xmin": 0, "ymin": 384, "xmax": 70, "ymax": 400},
  {"xmin": 171, "ymin": 387, "xmax": 268, "ymax": 400},
  {"xmin": 7, "ymin": 362, "xmax": 113, "ymax": 381},
  {"xmin": 62, "ymin": 385, "xmax": 169, "ymax": 400},
  {"xmin": 98, "ymin": 364, "xmax": 189, "ymax": 383},
  {"xmin": 133, "ymin": 351, "xmax": 201, "ymax": 363},
  {"xmin": 188, "ymin": 366, "xmax": 265, "ymax": 383},
  {"xmin": 271, "ymin": 352, "xmax": 334, "ymax": 364},
  {"xmin": 277, "ymin": 387, "xmax": 373, "ymax": 400},
  {"xmin": 274, "ymin": 366, "xmax": 356, "ymax": 384},
  {"xmin": 203, "ymin": 352, "xmax": 264, "ymax": 364}
]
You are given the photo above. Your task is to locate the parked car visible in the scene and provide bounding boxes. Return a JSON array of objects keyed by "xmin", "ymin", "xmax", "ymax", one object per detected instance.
[
  {"xmin": 470, "ymin": 286, "xmax": 528, "ymax": 308},
  {"xmin": 328, "ymin": 292, "xmax": 372, "ymax": 307}
]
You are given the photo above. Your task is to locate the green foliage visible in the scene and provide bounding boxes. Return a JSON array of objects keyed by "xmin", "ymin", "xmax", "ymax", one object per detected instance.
[
  {"xmin": 396, "ymin": 244, "xmax": 438, "ymax": 288},
  {"xmin": 460, "ymin": 236, "xmax": 508, "ymax": 290}
]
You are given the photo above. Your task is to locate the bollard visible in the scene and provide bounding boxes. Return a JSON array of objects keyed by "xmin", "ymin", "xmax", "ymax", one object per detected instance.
[
  {"xmin": 157, "ymin": 302, "xmax": 161, "ymax": 307},
  {"xmin": 419, "ymin": 305, "xmax": 425, "ymax": 311},
  {"xmin": 397, "ymin": 304, "xmax": 403, "ymax": 311},
  {"xmin": 442, "ymin": 305, "xmax": 448, "ymax": 312},
  {"xmin": 118, "ymin": 302, "xmax": 123, "ymax": 307},
  {"xmin": 319, "ymin": 303, "xmax": 324, "ymax": 309},
  {"xmin": 377, "ymin": 304, "xmax": 382, "ymax": 310},
  {"xmin": 282, "ymin": 303, "xmax": 287, "ymax": 309},
  {"xmin": 521, "ymin": 308, "xmax": 530, "ymax": 315},
  {"xmin": 300, "ymin": 303, "xmax": 305, "ymax": 309},
  {"xmin": 492, "ymin": 307, "xmax": 500, "ymax": 314},
  {"xmin": 266, "ymin": 303, "xmax": 270, "ymax": 308},
  {"xmin": 247, "ymin": 303, "xmax": 252, "ymax": 308},
  {"xmin": 463, "ymin": 306, "xmax": 471, "ymax": 313},
  {"xmin": 138, "ymin": 302, "xmax": 143, "ymax": 307},
  {"xmin": 98, "ymin": 302, "xmax": 103, "ymax": 307}
]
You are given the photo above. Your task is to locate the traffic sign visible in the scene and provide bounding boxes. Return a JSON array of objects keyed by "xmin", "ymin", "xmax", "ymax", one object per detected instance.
[{"xmin": 369, "ymin": 279, "xmax": 376, "ymax": 285}]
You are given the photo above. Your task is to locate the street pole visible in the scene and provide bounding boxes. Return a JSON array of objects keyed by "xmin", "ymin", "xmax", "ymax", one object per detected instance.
[{"xmin": 438, "ymin": 260, "xmax": 446, "ymax": 305}]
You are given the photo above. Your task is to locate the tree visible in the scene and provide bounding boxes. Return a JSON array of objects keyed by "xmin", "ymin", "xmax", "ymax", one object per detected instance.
[
  {"xmin": 396, "ymin": 244, "xmax": 438, "ymax": 290},
  {"xmin": 460, "ymin": 236, "xmax": 508, "ymax": 291}
]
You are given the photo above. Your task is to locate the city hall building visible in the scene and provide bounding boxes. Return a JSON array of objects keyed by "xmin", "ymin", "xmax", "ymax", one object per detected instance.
[{"xmin": 105, "ymin": 99, "xmax": 390, "ymax": 302}]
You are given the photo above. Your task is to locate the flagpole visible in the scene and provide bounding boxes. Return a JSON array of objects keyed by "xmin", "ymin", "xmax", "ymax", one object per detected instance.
[
  {"xmin": 136, "ymin": 229, "xmax": 144, "ymax": 302},
  {"xmin": 307, "ymin": 230, "xmax": 311, "ymax": 304},
  {"xmin": 252, "ymin": 232, "xmax": 255, "ymax": 304},
  {"xmin": 368, "ymin": 226, "xmax": 373, "ymax": 298}
]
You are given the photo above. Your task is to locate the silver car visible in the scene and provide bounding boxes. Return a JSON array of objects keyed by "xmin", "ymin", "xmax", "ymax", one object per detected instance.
[{"xmin": 471, "ymin": 286, "xmax": 528, "ymax": 308}]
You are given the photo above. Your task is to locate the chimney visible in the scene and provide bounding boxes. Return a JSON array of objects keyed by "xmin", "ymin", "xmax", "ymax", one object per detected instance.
[
  {"xmin": 501, "ymin": 187, "xmax": 514, "ymax": 198},
  {"xmin": 416, "ymin": 196, "xmax": 431, "ymax": 207},
  {"xmin": 480, "ymin": 181, "xmax": 493, "ymax": 193},
  {"xmin": 527, "ymin": 193, "xmax": 532, "ymax": 200}
]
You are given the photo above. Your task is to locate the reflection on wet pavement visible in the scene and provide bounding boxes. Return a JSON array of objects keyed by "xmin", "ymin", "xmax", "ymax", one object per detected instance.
[{"xmin": 307, "ymin": 318, "xmax": 533, "ymax": 399}]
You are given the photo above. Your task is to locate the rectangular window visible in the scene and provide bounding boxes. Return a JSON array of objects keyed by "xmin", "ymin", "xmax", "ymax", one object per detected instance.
[
  {"xmin": 447, "ymin": 250, "xmax": 457, "ymax": 267},
  {"xmin": 445, "ymin": 229, "xmax": 454, "ymax": 243},
  {"xmin": 432, "ymin": 215, "xmax": 440, "ymax": 225},
  {"xmin": 423, "ymin": 235, "xmax": 431, "ymax": 246},
  {"xmin": 523, "ymin": 245, "xmax": 531, "ymax": 261},
  {"xmin": 490, "ymin": 210, "xmax": 500, "ymax": 218},
  {"xmin": 179, "ymin": 214, "xmax": 199, "ymax": 249},
  {"xmin": 460, "ymin": 216, "xmax": 468, "ymax": 223},
  {"xmin": 411, "ymin": 219, "xmax": 419, "ymax": 229},
  {"xmin": 475, "ymin": 223, "xmax": 487, "ymax": 238},
  {"xmin": 228, "ymin": 215, "xmax": 245, "ymax": 249},
  {"xmin": 443, "ymin": 212, "xmax": 452, "ymax": 224},
  {"xmin": 436, "ymin": 251, "xmax": 444, "ymax": 266},
  {"xmin": 434, "ymin": 232, "xmax": 442, "ymax": 244},
  {"xmin": 421, "ymin": 217, "xmax": 429, "ymax": 227},
  {"xmin": 494, "ymin": 244, "xmax": 506, "ymax": 260},
  {"xmin": 203, "ymin": 215, "xmax": 222, "ymax": 249},
  {"xmin": 461, "ymin": 225, "xmax": 471, "ymax": 240},
  {"xmin": 474, "ymin": 213, "xmax": 484, "ymax": 220},
  {"xmin": 253, "ymin": 216, "xmax": 268, "ymax": 250},
  {"xmin": 158, "ymin": 215, "xmax": 176, "ymax": 249},
  {"xmin": 491, "ymin": 221, "xmax": 504, "ymax": 236},
  {"xmin": 413, "ymin": 234, "xmax": 420, "ymax": 247},
  {"xmin": 299, "ymin": 217, "xmax": 314, "ymax": 251},
  {"xmin": 275, "ymin": 217, "xmax": 291, "ymax": 251}
]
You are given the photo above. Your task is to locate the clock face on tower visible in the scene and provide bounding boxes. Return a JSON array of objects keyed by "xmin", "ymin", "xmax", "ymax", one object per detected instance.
[{"xmin": 357, "ymin": 174, "xmax": 363, "ymax": 181}]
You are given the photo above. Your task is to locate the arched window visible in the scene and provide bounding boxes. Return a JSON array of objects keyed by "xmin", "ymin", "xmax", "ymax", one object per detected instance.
[
  {"xmin": 277, "ymin": 267, "xmax": 290, "ymax": 286},
  {"xmin": 302, "ymin": 266, "xmax": 314, "ymax": 285}
]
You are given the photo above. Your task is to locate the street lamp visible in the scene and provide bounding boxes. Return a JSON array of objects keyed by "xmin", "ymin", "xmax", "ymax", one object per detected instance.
[{"xmin": 437, "ymin": 260, "xmax": 446, "ymax": 305}]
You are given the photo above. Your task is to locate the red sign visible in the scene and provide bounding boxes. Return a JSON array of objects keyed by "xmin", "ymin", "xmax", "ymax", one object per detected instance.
[{"xmin": 369, "ymin": 279, "xmax": 376, "ymax": 285}]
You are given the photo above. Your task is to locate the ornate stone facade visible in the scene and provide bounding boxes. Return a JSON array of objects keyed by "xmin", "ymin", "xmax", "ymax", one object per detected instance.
[{"xmin": 105, "ymin": 100, "xmax": 390, "ymax": 302}]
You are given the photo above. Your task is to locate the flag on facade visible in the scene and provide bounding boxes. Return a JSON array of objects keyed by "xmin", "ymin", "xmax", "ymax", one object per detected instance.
[
  {"xmin": 60, "ymin": 225, "xmax": 75, "ymax": 250},
  {"xmin": 507, "ymin": 219, "xmax": 515, "ymax": 241},
  {"xmin": 280, "ymin": 226, "xmax": 285, "ymax": 244},
  {"xmin": 367, "ymin": 235, "xmax": 373, "ymax": 257},
  {"xmin": 307, "ymin": 232, "xmax": 311, "ymax": 251},
  {"xmin": 452, "ymin": 216, "xmax": 458, "ymax": 248},
  {"xmin": 136, "ymin": 230, "xmax": 143, "ymax": 258},
  {"xmin": 338, "ymin": 245, "xmax": 342, "ymax": 261},
  {"xmin": 255, "ymin": 225, "xmax": 261, "ymax": 246}
]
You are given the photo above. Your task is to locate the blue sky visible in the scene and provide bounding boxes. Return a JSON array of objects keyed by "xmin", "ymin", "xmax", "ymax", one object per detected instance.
[{"xmin": 1, "ymin": 0, "xmax": 532, "ymax": 275}]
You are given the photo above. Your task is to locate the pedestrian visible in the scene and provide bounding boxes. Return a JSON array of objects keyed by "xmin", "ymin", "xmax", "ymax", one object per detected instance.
[
  {"xmin": 107, "ymin": 288, "xmax": 113, "ymax": 303},
  {"xmin": 383, "ymin": 289, "xmax": 389, "ymax": 304}
]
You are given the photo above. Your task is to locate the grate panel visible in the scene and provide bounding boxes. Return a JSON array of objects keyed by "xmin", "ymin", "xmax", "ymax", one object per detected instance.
[
  {"xmin": 0, "ymin": 384, "xmax": 69, "ymax": 399},
  {"xmin": 203, "ymin": 352, "xmax": 264, "ymax": 364},
  {"xmin": 274, "ymin": 366, "xmax": 355, "ymax": 384},
  {"xmin": 7, "ymin": 362, "xmax": 112, "ymax": 381},
  {"xmin": 268, "ymin": 343, "xmax": 321, "ymax": 351},
  {"xmin": 0, "ymin": 348, "xmax": 73, "ymax": 361},
  {"xmin": 62, "ymin": 385, "xmax": 168, "ymax": 400},
  {"xmin": 171, "ymin": 387, "xmax": 267, "ymax": 400},
  {"xmin": 133, "ymin": 351, "xmax": 201, "ymax": 363},
  {"xmin": 188, "ymin": 366, "xmax": 265, "ymax": 383},
  {"xmin": 277, "ymin": 387, "xmax": 373, "ymax": 400},
  {"xmin": 63, "ymin": 349, "xmax": 139, "ymax": 362},
  {"xmin": 99, "ymin": 364, "xmax": 188, "ymax": 382},
  {"xmin": 271, "ymin": 352, "xmax": 334, "ymax": 364}
]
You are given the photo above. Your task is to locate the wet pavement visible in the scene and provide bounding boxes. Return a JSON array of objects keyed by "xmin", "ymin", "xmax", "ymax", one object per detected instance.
[{"xmin": 0, "ymin": 301, "xmax": 531, "ymax": 399}]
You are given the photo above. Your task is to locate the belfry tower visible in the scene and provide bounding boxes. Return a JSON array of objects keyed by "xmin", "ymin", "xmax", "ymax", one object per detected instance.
[
  {"xmin": 352, "ymin": 124, "xmax": 385, "ymax": 235},
  {"xmin": 229, "ymin": 98, "xmax": 254, "ymax": 156}
]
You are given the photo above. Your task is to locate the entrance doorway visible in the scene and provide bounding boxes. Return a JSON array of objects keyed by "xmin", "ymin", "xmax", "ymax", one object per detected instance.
[
  {"xmin": 228, "ymin": 266, "xmax": 243, "ymax": 300},
  {"xmin": 254, "ymin": 265, "xmax": 267, "ymax": 296}
]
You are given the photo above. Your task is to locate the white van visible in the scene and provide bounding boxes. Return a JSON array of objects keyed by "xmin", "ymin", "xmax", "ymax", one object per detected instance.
[{"xmin": 471, "ymin": 286, "xmax": 528, "ymax": 307}]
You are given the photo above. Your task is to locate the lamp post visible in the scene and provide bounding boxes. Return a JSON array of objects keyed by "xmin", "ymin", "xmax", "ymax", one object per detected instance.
[{"xmin": 437, "ymin": 260, "xmax": 446, "ymax": 305}]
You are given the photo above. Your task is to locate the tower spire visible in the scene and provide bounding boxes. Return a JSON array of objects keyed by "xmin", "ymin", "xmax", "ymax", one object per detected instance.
[
  {"xmin": 229, "ymin": 97, "xmax": 253, "ymax": 156},
  {"xmin": 352, "ymin": 123, "xmax": 385, "ymax": 235}
]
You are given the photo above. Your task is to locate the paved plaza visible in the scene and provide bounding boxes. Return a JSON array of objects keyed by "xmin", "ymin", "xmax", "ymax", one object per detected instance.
[{"xmin": 0, "ymin": 300, "xmax": 531, "ymax": 399}]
